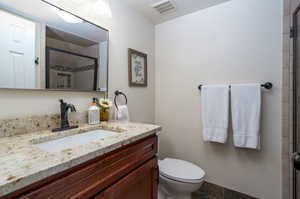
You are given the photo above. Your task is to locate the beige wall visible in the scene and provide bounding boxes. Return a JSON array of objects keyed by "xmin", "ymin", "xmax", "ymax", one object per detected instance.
[
  {"xmin": 0, "ymin": 0, "xmax": 155, "ymax": 123},
  {"xmin": 155, "ymin": 0, "xmax": 282, "ymax": 198}
]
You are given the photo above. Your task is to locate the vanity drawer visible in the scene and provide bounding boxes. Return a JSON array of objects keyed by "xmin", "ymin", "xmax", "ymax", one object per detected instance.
[
  {"xmin": 93, "ymin": 157, "xmax": 158, "ymax": 199},
  {"xmin": 17, "ymin": 135, "xmax": 157, "ymax": 199}
]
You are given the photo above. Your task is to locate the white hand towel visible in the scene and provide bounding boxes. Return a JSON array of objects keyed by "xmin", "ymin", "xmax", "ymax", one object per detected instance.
[
  {"xmin": 231, "ymin": 84, "xmax": 261, "ymax": 149},
  {"xmin": 115, "ymin": 105, "xmax": 130, "ymax": 121},
  {"xmin": 201, "ymin": 85, "xmax": 229, "ymax": 143}
]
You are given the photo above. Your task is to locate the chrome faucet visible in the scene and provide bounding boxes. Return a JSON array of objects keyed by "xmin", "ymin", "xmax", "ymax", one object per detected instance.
[{"xmin": 52, "ymin": 99, "xmax": 79, "ymax": 132}]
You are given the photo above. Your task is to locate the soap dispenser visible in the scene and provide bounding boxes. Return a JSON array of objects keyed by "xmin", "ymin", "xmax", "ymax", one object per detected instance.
[{"xmin": 88, "ymin": 98, "xmax": 100, "ymax": 125}]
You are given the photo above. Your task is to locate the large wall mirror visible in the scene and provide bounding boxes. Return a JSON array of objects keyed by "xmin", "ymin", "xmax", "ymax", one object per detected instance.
[{"xmin": 0, "ymin": 0, "xmax": 109, "ymax": 92}]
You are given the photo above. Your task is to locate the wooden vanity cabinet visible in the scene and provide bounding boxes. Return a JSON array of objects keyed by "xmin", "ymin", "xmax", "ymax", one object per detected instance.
[
  {"xmin": 93, "ymin": 158, "xmax": 157, "ymax": 199},
  {"xmin": 4, "ymin": 135, "xmax": 158, "ymax": 199}
]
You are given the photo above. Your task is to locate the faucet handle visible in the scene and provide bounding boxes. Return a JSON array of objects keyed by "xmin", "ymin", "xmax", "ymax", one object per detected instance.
[{"xmin": 70, "ymin": 104, "xmax": 77, "ymax": 112}]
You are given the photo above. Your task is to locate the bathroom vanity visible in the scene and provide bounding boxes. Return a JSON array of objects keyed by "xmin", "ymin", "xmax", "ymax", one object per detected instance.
[
  {"xmin": 0, "ymin": 122, "xmax": 161, "ymax": 199},
  {"xmin": 0, "ymin": 1, "xmax": 162, "ymax": 198}
]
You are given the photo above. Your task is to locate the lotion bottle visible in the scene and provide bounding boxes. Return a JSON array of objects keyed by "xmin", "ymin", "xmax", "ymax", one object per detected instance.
[{"xmin": 88, "ymin": 98, "xmax": 100, "ymax": 125}]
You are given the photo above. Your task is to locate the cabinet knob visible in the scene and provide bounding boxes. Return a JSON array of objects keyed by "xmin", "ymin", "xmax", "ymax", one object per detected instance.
[{"xmin": 293, "ymin": 153, "xmax": 300, "ymax": 170}]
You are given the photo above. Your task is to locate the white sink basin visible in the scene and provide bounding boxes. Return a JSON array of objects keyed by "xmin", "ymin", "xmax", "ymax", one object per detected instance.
[{"xmin": 34, "ymin": 130, "xmax": 119, "ymax": 152}]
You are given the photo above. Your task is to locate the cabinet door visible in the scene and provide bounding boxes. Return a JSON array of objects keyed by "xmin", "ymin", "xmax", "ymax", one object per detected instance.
[{"xmin": 95, "ymin": 158, "xmax": 158, "ymax": 199}]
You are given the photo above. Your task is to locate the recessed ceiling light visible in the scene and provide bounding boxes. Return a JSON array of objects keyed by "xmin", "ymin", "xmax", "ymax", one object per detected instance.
[
  {"xmin": 94, "ymin": 0, "xmax": 112, "ymax": 18},
  {"xmin": 70, "ymin": 0, "xmax": 86, "ymax": 4}
]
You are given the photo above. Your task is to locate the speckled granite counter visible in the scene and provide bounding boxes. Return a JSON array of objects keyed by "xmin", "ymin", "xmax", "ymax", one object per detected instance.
[{"xmin": 0, "ymin": 121, "xmax": 161, "ymax": 197}]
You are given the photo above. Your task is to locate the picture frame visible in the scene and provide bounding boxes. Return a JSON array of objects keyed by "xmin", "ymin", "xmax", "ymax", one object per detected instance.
[{"xmin": 128, "ymin": 48, "xmax": 148, "ymax": 87}]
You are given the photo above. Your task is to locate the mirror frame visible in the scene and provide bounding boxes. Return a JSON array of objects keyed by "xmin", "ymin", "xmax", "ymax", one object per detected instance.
[{"xmin": 0, "ymin": 0, "xmax": 109, "ymax": 93}]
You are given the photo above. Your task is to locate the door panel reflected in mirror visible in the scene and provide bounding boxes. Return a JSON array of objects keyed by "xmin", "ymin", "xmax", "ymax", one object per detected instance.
[{"xmin": 0, "ymin": 0, "xmax": 109, "ymax": 92}]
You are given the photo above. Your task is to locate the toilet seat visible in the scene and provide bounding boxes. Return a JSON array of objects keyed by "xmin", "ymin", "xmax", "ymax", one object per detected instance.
[
  {"xmin": 160, "ymin": 172, "xmax": 203, "ymax": 184},
  {"xmin": 159, "ymin": 158, "xmax": 205, "ymax": 184}
]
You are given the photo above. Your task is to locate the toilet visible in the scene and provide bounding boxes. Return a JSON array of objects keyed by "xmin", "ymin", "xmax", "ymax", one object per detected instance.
[{"xmin": 158, "ymin": 158, "xmax": 205, "ymax": 199}]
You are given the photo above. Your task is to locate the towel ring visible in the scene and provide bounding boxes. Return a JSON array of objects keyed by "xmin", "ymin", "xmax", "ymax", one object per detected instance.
[{"xmin": 114, "ymin": 90, "xmax": 128, "ymax": 111}]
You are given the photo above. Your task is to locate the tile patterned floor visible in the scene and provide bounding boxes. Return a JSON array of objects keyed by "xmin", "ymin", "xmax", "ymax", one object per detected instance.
[
  {"xmin": 194, "ymin": 182, "xmax": 258, "ymax": 199},
  {"xmin": 158, "ymin": 182, "xmax": 258, "ymax": 199}
]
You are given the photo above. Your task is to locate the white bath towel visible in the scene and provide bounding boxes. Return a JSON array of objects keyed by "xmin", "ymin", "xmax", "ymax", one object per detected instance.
[
  {"xmin": 201, "ymin": 85, "xmax": 230, "ymax": 143},
  {"xmin": 115, "ymin": 105, "xmax": 130, "ymax": 121},
  {"xmin": 231, "ymin": 84, "xmax": 261, "ymax": 149}
]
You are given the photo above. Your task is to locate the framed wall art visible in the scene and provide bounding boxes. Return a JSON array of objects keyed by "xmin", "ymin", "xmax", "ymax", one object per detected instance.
[{"xmin": 128, "ymin": 48, "xmax": 147, "ymax": 87}]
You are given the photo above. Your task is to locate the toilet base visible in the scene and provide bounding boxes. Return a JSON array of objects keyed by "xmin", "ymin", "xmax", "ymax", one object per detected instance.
[
  {"xmin": 158, "ymin": 158, "xmax": 205, "ymax": 199},
  {"xmin": 167, "ymin": 194, "xmax": 191, "ymax": 199},
  {"xmin": 159, "ymin": 192, "xmax": 191, "ymax": 199},
  {"xmin": 159, "ymin": 184, "xmax": 192, "ymax": 199}
]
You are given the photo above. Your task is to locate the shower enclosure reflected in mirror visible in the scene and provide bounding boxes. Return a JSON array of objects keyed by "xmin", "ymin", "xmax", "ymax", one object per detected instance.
[{"xmin": 0, "ymin": 0, "xmax": 109, "ymax": 92}]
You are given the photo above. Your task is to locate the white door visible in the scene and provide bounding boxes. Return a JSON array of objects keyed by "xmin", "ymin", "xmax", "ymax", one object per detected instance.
[{"xmin": 0, "ymin": 10, "xmax": 36, "ymax": 89}]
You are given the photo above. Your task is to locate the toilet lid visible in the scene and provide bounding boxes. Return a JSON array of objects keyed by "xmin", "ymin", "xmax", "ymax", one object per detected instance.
[{"xmin": 159, "ymin": 158, "xmax": 205, "ymax": 183}]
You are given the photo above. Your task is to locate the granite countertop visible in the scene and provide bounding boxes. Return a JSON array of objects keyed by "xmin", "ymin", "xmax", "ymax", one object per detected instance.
[{"xmin": 0, "ymin": 121, "xmax": 161, "ymax": 197}]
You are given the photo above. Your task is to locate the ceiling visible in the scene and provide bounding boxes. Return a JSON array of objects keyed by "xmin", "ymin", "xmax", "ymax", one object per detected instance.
[
  {"xmin": 123, "ymin": 0, "xmax": 230, "ymax": 24},
  {"xmin": 47, "ymin": 27, "xmax": 98, "ymax": 47},
  {"xmin": 0, "ymin": 0, "xmax": 108, "ymax": 43}
]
